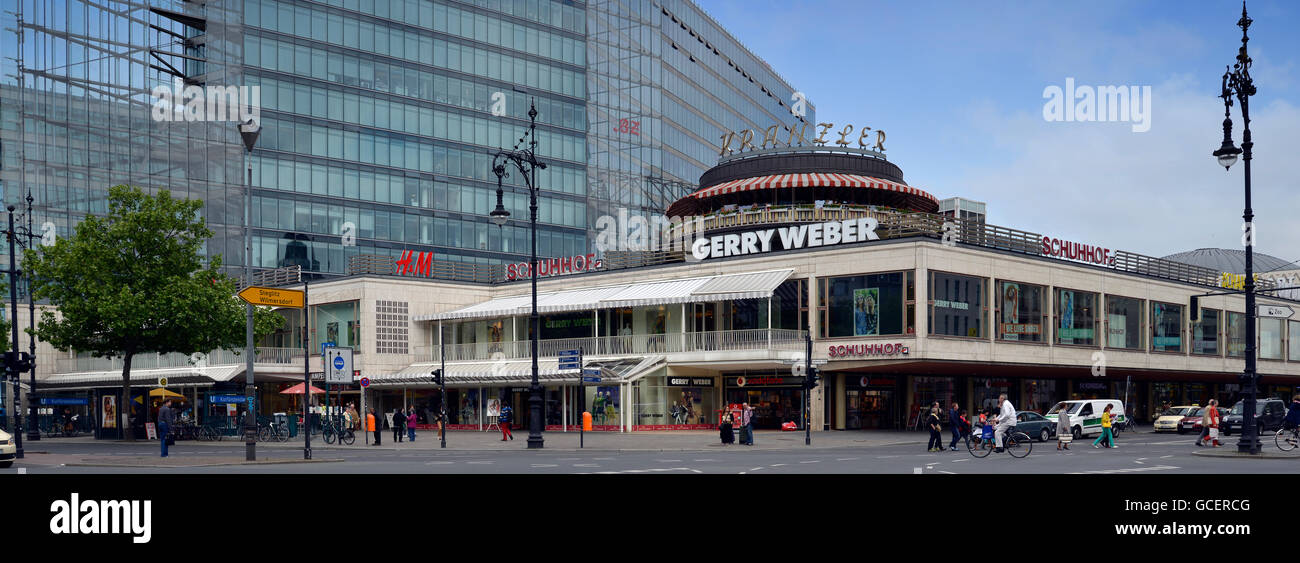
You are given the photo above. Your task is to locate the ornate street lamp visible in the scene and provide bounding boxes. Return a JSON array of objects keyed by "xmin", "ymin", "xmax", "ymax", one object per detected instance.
[
  {"xmin": 490, "ymin": 101, "xmax": 547, "ymax": 449},
  {"xmin": 1212, "ymin": 2, "xmax": 1261, "ymax": 454}
]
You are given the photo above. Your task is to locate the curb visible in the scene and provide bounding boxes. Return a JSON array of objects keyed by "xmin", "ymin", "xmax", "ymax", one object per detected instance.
[
  {"xmin": 64, "ymin": 458, "xmax": 347, "ymax": 468},
  {"xmin": 1190, "ymin": 450, "xmax": 1299, "ymax": 460}
]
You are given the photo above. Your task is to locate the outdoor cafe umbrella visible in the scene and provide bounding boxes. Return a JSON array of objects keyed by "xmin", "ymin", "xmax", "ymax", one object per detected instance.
[
  {"xmin": 279, "ymin": 383, "xmax": 327, "ymax": 395},
  {"xmin": 147, "ymin": 388, "xmax": 186, "ymax": 401}
]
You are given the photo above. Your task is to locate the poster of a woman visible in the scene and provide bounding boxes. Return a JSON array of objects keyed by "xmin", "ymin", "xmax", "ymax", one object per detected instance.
[
  {"xmin": 102, "ymin": 395, "xmax": 117, "ymax": 429},
  {"xmin": 853, "ymin": 288, "xmax": 879, "ymax": 336}
]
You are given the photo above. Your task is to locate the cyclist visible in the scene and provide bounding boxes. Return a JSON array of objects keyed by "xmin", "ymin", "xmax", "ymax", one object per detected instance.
[
  {"xmin": 1284, "ymin": 394, "xmax": 1300, "ymax": 430},
  {"xmin": 992, "ymin": 393, "xmax": 1016, "ymax": 453}
]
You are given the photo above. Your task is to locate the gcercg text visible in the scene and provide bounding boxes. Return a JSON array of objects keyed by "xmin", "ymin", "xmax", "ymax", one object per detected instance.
[{"xmin": 1125, "ymin": 498, "xmax": 1250, "ymax": 515}]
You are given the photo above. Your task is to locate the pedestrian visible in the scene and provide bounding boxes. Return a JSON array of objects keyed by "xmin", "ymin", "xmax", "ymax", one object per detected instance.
[
  {"xmin": 1092, "ymin": 403, "xmax": 1116, "ymax": 449},
  {"xmin": 926, "ymin": 405, "xmax": 943, "ymax": 452},
  {"xmin": 392, "ymin": 408, "xmax": 406, "ymax": 443},
  {"xmin": 1285, "ymin": 395, "xmax": 1300, "ymax": 430},
  {"xmin": 1056, "ymin": 406, "xmax": 1072, "ymax": 451},
  {"xmin": 1205, "ymin": 399, "xmax": 1222, "ymax": 447},
  {"xmin": 407, "ymin": 406, "xmax": 417, "ymax": 442},
  {"xmin": 947, "ymin": 402, "xmax": 964, "ymax": 451},
  {"xmin": 367, "ymin": 407, "xmax": 380, "ymax": 446},
  {"xmin": 719, "ymin": 407, "xmax": 735, "ymax": 445},
  {"xmin": 157, "ymin": 399, "xmax": 175, "ymax": 458},
  {"xmin": 1195, "ymin": 400, "xmax": 1212, "ymax": 447},
  {"xmin": 499, "ymin": 401, "xmax": 514, "ymax": 441},
  {"xmin": 741, "ymin": 402, "xmax": 755, "ymax": 446}
]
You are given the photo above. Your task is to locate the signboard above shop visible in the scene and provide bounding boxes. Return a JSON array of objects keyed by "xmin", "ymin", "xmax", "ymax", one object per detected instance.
[{"xmin": 666, "ymin": 377, "xmax": 714, "ymax": 386}]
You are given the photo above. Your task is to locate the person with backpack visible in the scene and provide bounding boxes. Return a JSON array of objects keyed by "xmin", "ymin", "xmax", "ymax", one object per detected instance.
[
  {"xmin": 499, "ymin": 402, "xmax": 514, "ymax": 441},
  {"xmin": 392, "ymin": 408, "xmax": 406, "ymax": 443}
]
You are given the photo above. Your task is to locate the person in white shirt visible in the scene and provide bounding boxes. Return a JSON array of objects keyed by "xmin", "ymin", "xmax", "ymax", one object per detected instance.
[{"xmin": 993, "ymin": 393, "xmax": 1017, "ymax": 452}]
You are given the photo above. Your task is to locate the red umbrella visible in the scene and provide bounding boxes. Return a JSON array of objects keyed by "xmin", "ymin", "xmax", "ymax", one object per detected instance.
[{"xmin": 280, "ymin": 383, "xmax": 327, "ymax": 395}]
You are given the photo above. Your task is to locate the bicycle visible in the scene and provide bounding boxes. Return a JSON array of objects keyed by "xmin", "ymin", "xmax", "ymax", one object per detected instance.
[
  {"xmin": 1275, "ymin": 425, "xmax": 1299, "ymax": 452},
  {"xmin": 257, "ymin": 420, "xmax": 290, "ymax": 443},
  {"xmin": 320, "ymin": 418, "xmax": 355, "ymax": 445},
  {"xmin": 967, "ymin": 425, "xmax": 1032, "ymax": 458}
]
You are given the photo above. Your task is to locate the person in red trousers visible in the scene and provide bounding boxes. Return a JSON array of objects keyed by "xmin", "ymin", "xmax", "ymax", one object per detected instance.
[{"xmin": 499, "ymin": 403, "xmax": 514, "ymax": 441}]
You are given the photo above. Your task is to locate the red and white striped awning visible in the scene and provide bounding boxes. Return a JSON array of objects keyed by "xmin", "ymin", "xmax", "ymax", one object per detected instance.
[{"xmin": 691, "ymin": 173, "xmax": 937, "ymax": 204}]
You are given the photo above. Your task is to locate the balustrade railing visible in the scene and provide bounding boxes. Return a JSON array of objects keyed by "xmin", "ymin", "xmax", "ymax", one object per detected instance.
[{"xmin": 415, "ymin": 329, "xmax": 806, "ymax": 363}]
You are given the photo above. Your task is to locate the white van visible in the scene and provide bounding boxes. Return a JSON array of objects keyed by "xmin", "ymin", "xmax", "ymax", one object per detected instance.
[{"xmin": 1045, "ymin": 400, "xmax": 1126, "ymax": 439}]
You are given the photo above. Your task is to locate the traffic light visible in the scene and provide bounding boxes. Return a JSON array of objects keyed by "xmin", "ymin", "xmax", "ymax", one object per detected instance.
[
  {"xmin": 4, "ymin": 352, "xmax": 33, "ymax": 374},
  {"xmin": 431, "ymin": 368, "xmax": 443, "ymax": 386},
  {"xmin": 1189, "ymin": 296, "xmax": 1200, "ymax": 322},
  {"xmin": 807, "ymin": 366, "xmax": 820, "ymax": 389}
]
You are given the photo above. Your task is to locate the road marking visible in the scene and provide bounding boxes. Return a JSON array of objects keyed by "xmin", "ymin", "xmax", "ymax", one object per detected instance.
[
  {"xmin": 938, "ymin": 470, "xmax": 955, "ymax": 474},
  {"xmin": 835, "ymin": 457, "xmax": 859, "ymax": 461},
  {"xmin": 770, "ymin": 463, "xmax": 786, "ymax": 467},
  {"xmin": 951, "ymin": 459, "xmax": 969, "ymax": 463},
  {"xmin": 913, "ymin": 467, "xmax": 922, "ymax": 474},
  {"xmin": 1067, "ymin": 465, "xmax": 1179, "ymax": 474},
  {"xmin": 531, "ymin": 464, "xmax": 558, "ymax": 468},
  {"xmin": 656, "ymin": 459, "xmax": 682, "ymax": 462},
  {"xmin": 466, "ymin": 461, "xmax": 494, "ymax": 465},
  {"xmin": 17, "ymin": 468, "xmax": 25, "ymax": 475},
  {"xmin": 1135, "ymin": 460, "xmax": 1145, "ymax": 464},
  {"xmin": 425, "ymin": 461, "xmax": 454, "ymax": 465},
  {"xmin": 693, "ymin": 459, "xmax": 718, "ymax": 462},
  {"xmin": 799, "ymin": 460, "xmax": 820, "ymax": 464},
  {"xmin": 573, "ymin": 463, "xmax": 599, "ymax": 467},
  {"xmin": 1160, "ymin": 455, "xmax": 1174, "ymax": 459},
  {"xmin": 749, "ymin": 466, "xmax": 763, "ymax": 472}
]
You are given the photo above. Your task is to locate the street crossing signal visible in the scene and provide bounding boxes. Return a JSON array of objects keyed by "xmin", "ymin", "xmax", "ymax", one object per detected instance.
[
  {"xmin": 432, "ymin": 369, "xmax": 444, "ymax": 386},
  {"xmin": 807, "ymin": 366, "xmax": 821, "ymax": 389},
  {"xmin": 1189, "ymin": 296, "xmax": 1200, "ymax": 322}
]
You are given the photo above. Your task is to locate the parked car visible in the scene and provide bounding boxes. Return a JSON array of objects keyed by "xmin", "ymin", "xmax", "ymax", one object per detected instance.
[
  {"xmin": 1222, "ymin": 398, "xmax": 1287, "ymax": 435},
  {"xmin": 0, "ymin": 428, "xmax": 14, "ymax": 468},
  {"xmin": 1014, "ymin": 411, "xmax": 1057, "ymax": 442},
  {"xmin": 1045, "ymin": 399, "xmax": 1126, "ymax": 438},
  {"xmin": 1153, "ymin": 405, "xmax": 1199, "ymax": 433},
  {"xmin": 1179, "ymin": 407, "xmax": 1229, "ymax": 434}
]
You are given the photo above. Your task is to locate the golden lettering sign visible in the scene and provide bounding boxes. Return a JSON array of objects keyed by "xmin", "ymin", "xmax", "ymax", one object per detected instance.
[{"xmin": 718, "ymin": 122, "xmax": 886, "ymax": 156}]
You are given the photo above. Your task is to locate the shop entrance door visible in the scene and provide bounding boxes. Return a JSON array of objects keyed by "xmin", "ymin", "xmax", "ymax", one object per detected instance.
[
  {"xmin": 847, "ymin": 389, "xmax": 895, "ymax": 429},
  {"xmin": 726, "ymin": 388, "xmax": 804, "ymax": 429}
]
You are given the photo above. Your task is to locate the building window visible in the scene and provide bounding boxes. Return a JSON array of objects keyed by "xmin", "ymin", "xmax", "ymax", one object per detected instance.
[
  {"xmin": 1260, "ymin": 317, "xmax": 1283, "ymax": 360},
  {"xmin": 821, "ymin": 272, "xmax": 912, "ymax": 337},
  {"xmin": 1289, "ymin": 320, "xmax": 1300, "ymax": 361},
  {"xmin": 1150, "ymin": 302, "xmax": 1183, "ymax": 353},
  {"xmin": 1054, "ymin": 288, "xmax": 1097, "ymax": 346},
  {"xmin": 1104, "ymin": 295, "xmax": 1144, "ymax": 350},
  {"xmin": 995, "ymin": 280, "xmax": 1045, "ymax": 342},
  {"xmin": 773, "ymin": 279, "xmax": 808, "ymax": 331},
  {"xmin": 928, "ymin": 272, "xmax": 985, "ymax": 338},
  {"xmin": 1192, "ymin": 308, "xmax": 1221, "ymax": 355},
  {"xmin": 1227, "ymin": 312, "xmax": 1246, "ymax": 357}
]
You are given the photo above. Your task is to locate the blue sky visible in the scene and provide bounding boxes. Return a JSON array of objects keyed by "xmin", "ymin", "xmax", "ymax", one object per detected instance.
[{"xmin": 697, "ymin": 0, "xmax": 1300, "ymax": 264}]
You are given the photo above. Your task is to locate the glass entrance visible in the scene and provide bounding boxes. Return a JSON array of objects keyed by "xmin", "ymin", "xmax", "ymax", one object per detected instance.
[
  {"xmin": 725, "ymin": 388, "xmax": 804, "ymax": 429},
  {"xmin": 846, "ymin": 388, "xmax": 895, "ymax": 429}
]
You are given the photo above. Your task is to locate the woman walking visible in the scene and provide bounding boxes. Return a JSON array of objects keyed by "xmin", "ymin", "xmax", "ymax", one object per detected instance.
[
  {"xmin": 1201, "ymin": 399, "xmax": 1222, "ymax": 447},
  {"xmin": 1092, "ymin": 404, "xmax": 1116, "ymax": 449},
  {"xmin": 1056, "ymin": 407, "xmax": 1072, "ymax": 451},
  {"xmin": 407, "ymin": 406, "xmax": 418, "ymax": 442},
  {"xmin": 719, "ymin": 407, "xmax": 735, "ymax": 445},
  {"xmin": 926, "ymin": 405, "xmax": 943, "ymax": 452}
]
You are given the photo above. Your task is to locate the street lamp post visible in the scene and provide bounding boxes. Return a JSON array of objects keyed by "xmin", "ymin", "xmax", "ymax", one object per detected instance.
[
  {"xmin": 24, "ymin": 193, "xmax": 38, "ymax": 444},
  {"xmin": 238, "ymin": 119, "xmax": 261, "ymax": 461},
  {"xmin": 1211, "ymin": 2, "xmax": 1260, "ymax": 454},
  {"xmin": 490, "ymin": 100, "xmax": 547, "ymax": 449}
]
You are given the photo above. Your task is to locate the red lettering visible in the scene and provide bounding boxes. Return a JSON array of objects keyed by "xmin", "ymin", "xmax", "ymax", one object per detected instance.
[
  {"xmin": 561, "ymin": 256, "xmax": 573, "ymax": 273},
  {"xmin": 586, "ymin": 254, "xmax": 597, "ymax": 270},
  {"xmin": 416, "ymin": 251, "xmax": 433, "ymax": 276},
  {"xmin": 395, "ymin": 250, "xmax": 414, "ymax": 275},
  {"xmin": 1052, "ymin": 238, "xmax": 1061, "ymax": 256},
  {"xmin": 574, "ymin": 255, "xmax": 586, "ymax": 271},
  {"xmin": 884, "ymin": 343, "xmax": 894, "ymax": 354},
  {"xmin": 506, "ymin": 263, "xmax": 518, "ymax": 280}
]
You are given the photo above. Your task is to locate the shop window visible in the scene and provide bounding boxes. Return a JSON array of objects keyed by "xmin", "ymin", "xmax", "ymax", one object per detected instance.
[
  {"xmin": 929, "ymin": 272, "xmax": 985, "ymax": 338},
  {"xmin": 772, "ymin": 279, "xmax": 808, "ymax": 331},
  {"xmin": 1192, "ymin": 308, "xmax": 1220, "ymax": 355},
  {"xmin": 634, "ymin": 375, "xmax": 715, "ymax": 427},
  {"xmin": 1290, "ymin": 320, "xmax": 1300, "ymax": 361},
  {"xmin": 313, "ymin": 301, "xmax": 360, "ymax": 349},
  {"xmin": 1104, "ymin": 296, "xmax": 1144, "ymax": 350},
  {"xmin": 996, "ymin": 280, "xmax": 1045, "ymax": 342},
  {"xmin": 1055, "ymin": 288, "xmax": 1097, "ymax": 346},
  {"xmin": 1150, "ymin": 302, "xmax": 1183, "ymax": 353},
  {"xmin": 1227, "ymin": 312, "xmax": 1246, "ymax": 357},
  {"xmin": 1260, "ymin": 317, "xmax": 1283, "ymax": 360},
  {"xmin": 822, "ymin": 272, "xmax": 910, "ymax": 337}
]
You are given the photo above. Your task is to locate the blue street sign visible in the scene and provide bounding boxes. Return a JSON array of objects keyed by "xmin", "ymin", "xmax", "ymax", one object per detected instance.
[
  {"xmin": 321, "ymin": 342, "xmax": 337, "ymax": 355},
  {"xmin": 558, "ymin": 349, "xmax": 581, "ymax": 358},
  {"xmin": 558, "ymin": 362, "xmax": 580, "ymax": 370},
  {"xmin": 582, "ymin": 376, "xmax": 601, "ymax": 383},
  {"xmin": 333, "ymin": 356, "xmax": 346, "ymax": 370},
  {"xmin": 583, "ymin": 368, "xmax": 601, "ymax": 376},
  {"xmin": 211, "ymin": 394, "xmax": 246, "ymax": 404},
  {"xmin": 39, "ymin": 397, "xmax": 89, "ymax": 406}
]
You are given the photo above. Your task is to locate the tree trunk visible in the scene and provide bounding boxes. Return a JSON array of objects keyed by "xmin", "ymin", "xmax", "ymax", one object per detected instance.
[{"xmin": 121, "ymin": 353, "xmax": 134, "ymax": 442}]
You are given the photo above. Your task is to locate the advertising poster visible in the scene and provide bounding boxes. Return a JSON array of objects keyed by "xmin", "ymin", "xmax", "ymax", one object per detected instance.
[
  {"xmin": 1002, "ymin": 282, "xmax": 1020, "ymax": 340},
  {"xmin": 1060, "ymin": 290, "xmax": 1075, "ymax": 333},
  {"xmin": 853, "ymin": 288, "xmax": 879, "ymax": 336},
  {"xmin": 486, "ymin": 397, "xmax": 501, "ymax": 417},
  {"xmin": 102, "ymin": 395, "xmax": 117, "ymax": 429}
]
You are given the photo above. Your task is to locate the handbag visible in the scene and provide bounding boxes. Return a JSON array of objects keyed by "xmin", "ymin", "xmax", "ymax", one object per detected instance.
[{"xmin": 1209, "ymin": 427, "xmax": 1219, "ymax": 439}]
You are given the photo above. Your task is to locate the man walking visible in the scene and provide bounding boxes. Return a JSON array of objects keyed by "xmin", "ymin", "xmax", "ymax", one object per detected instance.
[
  {"xmin": 499, "ymin": 402, "xmax": 514, "ymax": 441},
  {"xmin": 368, "ymin": 407, "xmax": 381, "ymax": 446},
  {"xmin": 157, "ymin": 399, "xmax": 175, "ymax": 458},
  {"xmin": 947, "ymin": 401, "xmax": 964, "ymax": 451},
  {"xmin": 741, "ymin": 403, "xmax": 755, "ymax": 446}
]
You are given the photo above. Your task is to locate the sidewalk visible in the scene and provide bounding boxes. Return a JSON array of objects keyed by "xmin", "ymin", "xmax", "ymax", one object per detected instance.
[{"xmin": 34, "ymin": 428, "xmax": 930, "ymax": 453}]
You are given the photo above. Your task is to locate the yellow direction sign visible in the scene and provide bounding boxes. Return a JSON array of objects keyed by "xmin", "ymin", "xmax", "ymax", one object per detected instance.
[{"xmin": 238, "ymin": 286, "xmax": 305, "ymax": 308}]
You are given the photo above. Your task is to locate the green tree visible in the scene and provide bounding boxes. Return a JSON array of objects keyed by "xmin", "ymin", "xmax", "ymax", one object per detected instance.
[{"xmin": 25, "ymin": 185, "xmax": 283, "ymax": 440}]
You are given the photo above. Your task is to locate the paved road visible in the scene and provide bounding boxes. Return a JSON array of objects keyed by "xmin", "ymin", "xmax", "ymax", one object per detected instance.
[{"xmin": 9, "ymin": 431, "xmax": 1297, "ymax": 474}]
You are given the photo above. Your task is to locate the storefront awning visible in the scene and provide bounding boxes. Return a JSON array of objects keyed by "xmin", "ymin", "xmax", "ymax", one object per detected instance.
[
  {"xmin": 378, "ymin": 355, "xmax": 665, "ymax": 387},
  {"xmin": 419, "ymin": 269, "xmax": 794, "ymax": 321},
  {"xmin": 39, "ymin": 366, "xmax": 242, "ymax": 391}
]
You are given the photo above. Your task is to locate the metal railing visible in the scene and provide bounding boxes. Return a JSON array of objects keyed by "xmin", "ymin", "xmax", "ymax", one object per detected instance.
[
  {"xmin": 416, "ymin": 329, "xmax": 807, "ymax": 363},
  {"xmin": 55, "ymin": 347, "xmax": 304, "ymax": 374}
]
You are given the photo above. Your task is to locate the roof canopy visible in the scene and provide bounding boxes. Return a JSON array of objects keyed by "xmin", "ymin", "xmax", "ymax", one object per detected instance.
[
  {"xmin": 667, "ymin": 173, "xmax": 938, "ymax": 217},
  {"xmin": 419, "ymin": 269, "xmax": 794, "ymax": 322}
]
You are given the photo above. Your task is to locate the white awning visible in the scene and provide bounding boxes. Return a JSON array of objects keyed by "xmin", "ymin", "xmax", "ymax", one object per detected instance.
[
  {"xmin": 419, "ymin": 269, "xmax": 795, "ymax": 321},
  {"xmin": 375, "ymin": 359, "xmax": 565, "ymax": 385},
  {"xmin": 40, "ymin": 366, "xmax": 242, "ymax": 390}
]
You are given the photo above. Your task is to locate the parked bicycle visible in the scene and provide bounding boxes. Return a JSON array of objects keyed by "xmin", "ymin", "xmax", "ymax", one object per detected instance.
[
  {"xmin": 321, "ymin": 418, "xmax": 355, "ymax": 445},
  {"xmin": 967, "ymin": 424, "xmax": 1032, "ymax": 458},
  {"xmin": 258, "ymin": 419, "xmax": 290, "ymax": 443},
  {"xmin": 1275, "ymin": 425, "xmax": 1299, "ymax": 452},
  {"xmin": 41, "ymin": 416, "xmax": 81, "ymax": 438}
]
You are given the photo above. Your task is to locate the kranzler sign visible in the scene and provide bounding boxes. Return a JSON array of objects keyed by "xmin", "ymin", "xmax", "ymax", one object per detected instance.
[
  {"xmin": 691, "ymin": 218, "xmax": 879, "ymax": 261},
  {"xmin": 719, "ymin": 121, "xmax": 886, "ymax": 156}
]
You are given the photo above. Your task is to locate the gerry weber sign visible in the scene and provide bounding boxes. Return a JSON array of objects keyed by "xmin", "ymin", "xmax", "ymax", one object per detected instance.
[
  {"xmin": 691, "ymin": 218, "xmax": 879, "ymax": 261},
  {"xmin": 828, "ymin": 343, "xmax": 909, "ymax": 358}
]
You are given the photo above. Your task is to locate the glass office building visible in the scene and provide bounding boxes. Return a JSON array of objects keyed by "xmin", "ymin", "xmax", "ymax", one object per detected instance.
[{"xmin": 1, "ymin": 0, "xmax": 812, "ymax": 278}]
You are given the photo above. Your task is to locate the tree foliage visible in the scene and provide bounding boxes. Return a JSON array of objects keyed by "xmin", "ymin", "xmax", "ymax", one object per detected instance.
[{"xmin": 25, "ymin": 185, "xmax": 283, "ymax": 439}]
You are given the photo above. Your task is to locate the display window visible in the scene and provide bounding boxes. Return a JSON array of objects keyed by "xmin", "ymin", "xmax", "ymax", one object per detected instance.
[
  {"xmin": 1150, "ymin": 302, "xmax": 1183, "ymax": 353},
  {"xmin": 1024, "ymin": 379, "xmax": 1057, "ymax": 413},
  {"xmin": 821, "ymin": 271, "xmax": 912, "ymax": 337},
  {"xmin": 1227, "ymin": 312, "xmax": 1245, "ymax": 357},
  {"xmin": 928, "ymin": 272, "xmax": 986, "ymax": 338},
  {"xmin": 1055, "ymin": 288, "xmax": 1097, "ymax": 346},
  {"xmin": 1192, "ymin": 308, "xmax": 1221, "ymax": 356},
  {"xmin": 1290, "ymin": 321, "xmax": 1300, "ymax": 361},
  {"xmin": 1260, "ymin": 317, "xmax": 1283, "ymax": 360},
  {"xmin": 633, "ymin": 375, "xmax": 717, "ymax": 428},
  {"xmin": 1105, "ymin": 296, "xmax": 1144, "ymax": 349},
  {"xmin": 996, "ymin": 280, "xmax": 1045, "ymax": 342},
  {"xmin": 973, "ymin": 378, "xmax": 1015, "ymax": 415}
]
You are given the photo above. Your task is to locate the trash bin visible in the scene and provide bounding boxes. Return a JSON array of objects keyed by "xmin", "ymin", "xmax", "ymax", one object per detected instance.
[{"xmin": 287, "ymin": 414, "xmax": 298, "ymax": 438}]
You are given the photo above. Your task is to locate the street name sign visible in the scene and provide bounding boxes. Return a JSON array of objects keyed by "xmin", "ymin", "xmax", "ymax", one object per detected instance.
[
  {"xmin": 1258, "ymin": 305, "xmax": 1294, "ymax": 319},
  {"xmin": 238, "ymin": 286, "xmax": 305, "ymax": 308}
]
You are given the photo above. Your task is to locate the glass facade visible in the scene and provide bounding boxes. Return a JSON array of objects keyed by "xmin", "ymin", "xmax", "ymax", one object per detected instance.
[
  {"xmin": 1105, "ymin": 295, "xmax": 1143, "ymax": 350},
  {"xmin": 1192, "ymin": 308, "xmax": 1220, "ymax": 355},
  {"xmin": 822, "ymin": 272, "xmax": 911, "ymax": 337},
  {"xmin": 996, "ymin": 280, "xmax": 1044, "ymax": 342},
  {"xmin": 929, "ymin": 272, "xmax": 985, "ymax": 338},
  {"xmin": 1150, "ymin": 301, "xmax": 1182, "ymax": 353},
  {"xmin": 1227, "ymin": 311, "xmax": 1246, "ymax": 357},
  {"xmin": 3, "ymin": 0, "xmax": 811, "ymax": 280},
  {"xmin": 1055, "ymin": 288, "xmax": 1096, "ymax": 346},
  {"xmin": 1260, "ymin": 317, "xmax": 1283, "ymax": 360}
]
